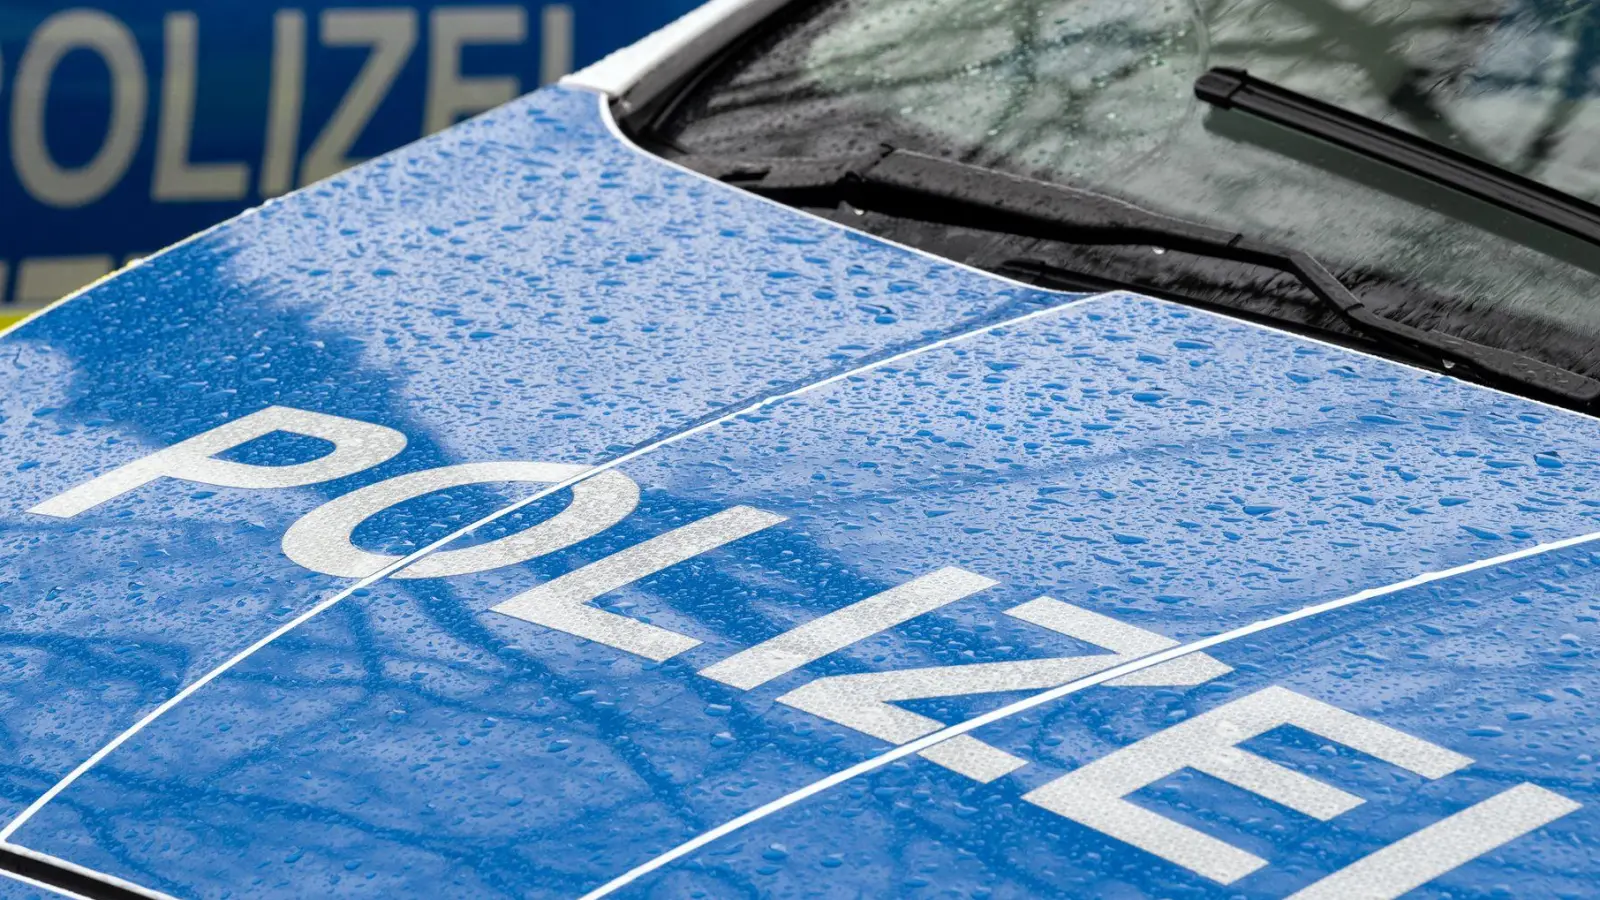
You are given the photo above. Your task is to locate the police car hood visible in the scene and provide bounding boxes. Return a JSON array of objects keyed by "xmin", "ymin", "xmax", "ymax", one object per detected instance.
[{"xmin": 0, "ymin": 86, "xmax": 1597, "ymax": 899}]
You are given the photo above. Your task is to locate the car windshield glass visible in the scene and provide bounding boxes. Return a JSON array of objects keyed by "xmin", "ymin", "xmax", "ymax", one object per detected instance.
[{"xmin": 650, "ymin": 0, "xmax": 1600, "ymax": 384}]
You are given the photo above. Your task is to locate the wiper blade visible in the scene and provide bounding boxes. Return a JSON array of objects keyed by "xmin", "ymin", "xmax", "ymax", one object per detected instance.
[
  {"xmin": 1195, "ymin": 67, "xmax": 1600, "ymax": 249},
  {"xmin": 675, "ymin": 146, "xmax": 1600, "ymax": 406}
]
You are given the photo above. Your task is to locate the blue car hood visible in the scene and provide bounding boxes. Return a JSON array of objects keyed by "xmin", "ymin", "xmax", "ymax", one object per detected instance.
[{"xmin": 0, "ymin": 85, "xmax": 1597, "ymax": 899}]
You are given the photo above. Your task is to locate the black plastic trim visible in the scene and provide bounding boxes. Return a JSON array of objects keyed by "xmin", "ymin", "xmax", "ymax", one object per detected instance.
[
  {"xmin": 611, "ymin": 0, "xmax": 809, "ymax": 133},
  {"xmin": 0, "ymin": 846, "xmax": 156, "ymax": 900},
  {"xmin": 675, "ymin": 146, "xmax": 1600, "ymax": 407}
]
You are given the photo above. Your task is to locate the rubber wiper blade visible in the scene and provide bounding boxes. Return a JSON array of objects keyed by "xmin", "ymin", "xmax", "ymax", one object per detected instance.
[
  {"xmin": 675, "ymin": 146, "xmax": 1600, "ymax": 407},
  {"xmin": 1195, "ymin": 66, "xmax": 1600, "ymax": 249}
]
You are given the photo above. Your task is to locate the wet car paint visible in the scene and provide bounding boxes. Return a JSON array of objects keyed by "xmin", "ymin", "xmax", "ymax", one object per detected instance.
[
  {"xmin": 616, "ymin": 540, "xmax": 1600, "ymax": 898},
  {"xmin": 0, "ymin": 84, "xmax": 1597, "ymax": 898},
  {"xmin": 0, "ymin": 81, "xmax": 1060, "ymax": 826}
]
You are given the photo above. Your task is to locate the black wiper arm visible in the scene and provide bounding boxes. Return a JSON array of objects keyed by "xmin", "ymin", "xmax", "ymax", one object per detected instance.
[
  {"xmin": 675, "ymin": 146, "xmax": 1600, "ymax": 406},
  {"xmin": 1195, "ymin": 67, "xmax": 1600, "ymax": 249}
]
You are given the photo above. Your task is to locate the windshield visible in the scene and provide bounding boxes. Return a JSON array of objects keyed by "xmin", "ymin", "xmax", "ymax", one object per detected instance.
[{"xmin": 648, "ymin": 0, "xmax": 1600, "ymax": 385}]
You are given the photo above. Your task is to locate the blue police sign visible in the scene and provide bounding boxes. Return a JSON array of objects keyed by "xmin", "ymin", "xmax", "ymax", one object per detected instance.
[{"xmin": 0, "ymin": 0, "xmax": 700, "ymax": 322}]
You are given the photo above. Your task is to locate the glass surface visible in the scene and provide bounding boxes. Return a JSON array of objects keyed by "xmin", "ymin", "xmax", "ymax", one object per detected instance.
[{"xmin": 657, "ymin": 0, "xmax": 1600, "ymax": 380}]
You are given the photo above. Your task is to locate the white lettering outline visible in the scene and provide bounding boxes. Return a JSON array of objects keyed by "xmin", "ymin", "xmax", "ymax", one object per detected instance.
[
  {"xmin": 0, "ymin": 290, "xmax": 1106, "ymax": 843},
  {"xmin": 8, "ymin": 286, "xmax": 1592, "ymax": 900},
  {"xmin": 283, "ymin": 461, "xmax": 640, "ymax": 579},
  {"xmin": 700, "ymin": 566, "xmax": 998, "ymax": 689},
  {"xmin": 11, "ymin": 10, "xmax": 147, "ymax": 208},
  {"xmin": 491, "ymin": 505, "xmax": 785, "ymax": 661},
  {"xmin": 540, "ymin": 4, "xmax": 574, "ymax": 86},
  {"xmin": 1022, "ymin": 685, "xmax": 1471, "ymax": 883},
  {"xmin": 153, "ymin": 12, "xmax": 250, "ymax": 201},
  {"xmin": 28, "ymin": 405, "xmax": 407, "ymax": 519},
  {"xmin": 1288, "ymin": 783, "xmax": 1581, "ymax": 899},
  {"xmin": 423, "ymin": 5, "xmax": 527, "ymax": 134},
  {"xmin": 775, "ymin": 597, "xmax": 1230, "ymax": 782},
  {"xmin": 576, "ymin": 524, "xmax": 1600, "ymax": 899},
  {"xmin": 261, "ymin": 9, "xmax": 308, "ymax": 197},
  {"xmin": 300, "ymin": 7, "xmax": 418, "ymax": 187}
]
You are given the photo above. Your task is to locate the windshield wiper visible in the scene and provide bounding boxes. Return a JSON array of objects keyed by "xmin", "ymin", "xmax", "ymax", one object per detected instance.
[
  {"xmin": 671, "ymin": 145, "xmax": 1600, "ymax": 407},
  {"xmin": 1195, "ymin": 67, "xmax": 1600, "ymax": 249}
]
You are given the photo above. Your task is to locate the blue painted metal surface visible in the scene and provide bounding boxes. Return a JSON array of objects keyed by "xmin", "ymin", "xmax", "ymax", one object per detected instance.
[
  {"xmin": 0, "ymin": 0, "xmax": 701, "ymax": 313},
  {"xmin": 0, "ymin": 84, "xmax": 1597, "ymax": 897},
  {"xmin": 0, "ymin": 877, "xmax": 55, "ymax": 899},
  {"xmin": 616, "ymin": 541, "xmax": 1600, "ymax": 898}
]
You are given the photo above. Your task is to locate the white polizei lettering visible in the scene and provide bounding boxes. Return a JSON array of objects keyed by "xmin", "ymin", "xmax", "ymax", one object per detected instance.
[
  {"xmin": 698, "ymin": 567, "xmax": 999, "ymax": 691},
  {"xmin": 300, "ymin": 8, "xmax": 417, "ymax": 186},
  {"xmin": 776, "ymin": 597, "xmax": 1231, "ymax": 782},
  {"xmin": 7, "ymin": 296, "xmax": 1138, "ymax": 851},
  {"xmin": 539, "ymin": 4, "xmax": 574, "ymax": 86},
  {"xmin": 1022, "ymin": 686, "xmax": 1473, "ymax": 885},
  {"xmin": 1008, "ymin": 597, "xmax": 1233, "ymax": 687},
  {"xmin": 574, "ymin": 526, "xmax": 1600, "ymax": 900},
  {"xmin": 491, "ymin": 506, "xmax": 786, "ymax": 662},
  {"xmin": 282, "ymin": 462, "xmax": 639, "ymax": 579},
  {"xmin": 153, "ymin": 13, "xmax": 249, "ymax": 201},
  {"xmin": 12, "ymin": 10, "xmax": 147, "ymax": 208},
  {"xmin": 261, "ymin": 9, "xmax": 307, "ymax": 198},
  {"xmin": 29, "ymin": 406, "xmax": 407, "ymax": 519},
  {"xmin": 1287, "ymin": 783, "xmax": 1580, "ymax": 899},
  {"xmin": 423, "ymin": 6, "xmax": 528, "ymax": 134}
]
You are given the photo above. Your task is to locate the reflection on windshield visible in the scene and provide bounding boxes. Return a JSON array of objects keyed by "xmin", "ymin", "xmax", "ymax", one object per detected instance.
[
  {"xmin": 1221, "ymin": 0, "xmax": 1600, "ymax": 203},
  {"xmin": 780, "ymin": 0, "xmax": 1600, "ymax": 200},
  {"xmin": 660, "ymin": 0, "xmax": 1600, "ymax": 379},
  {"xmin": 797, "ymin": 0, "xmax": 1200, "ymax": 183}
]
